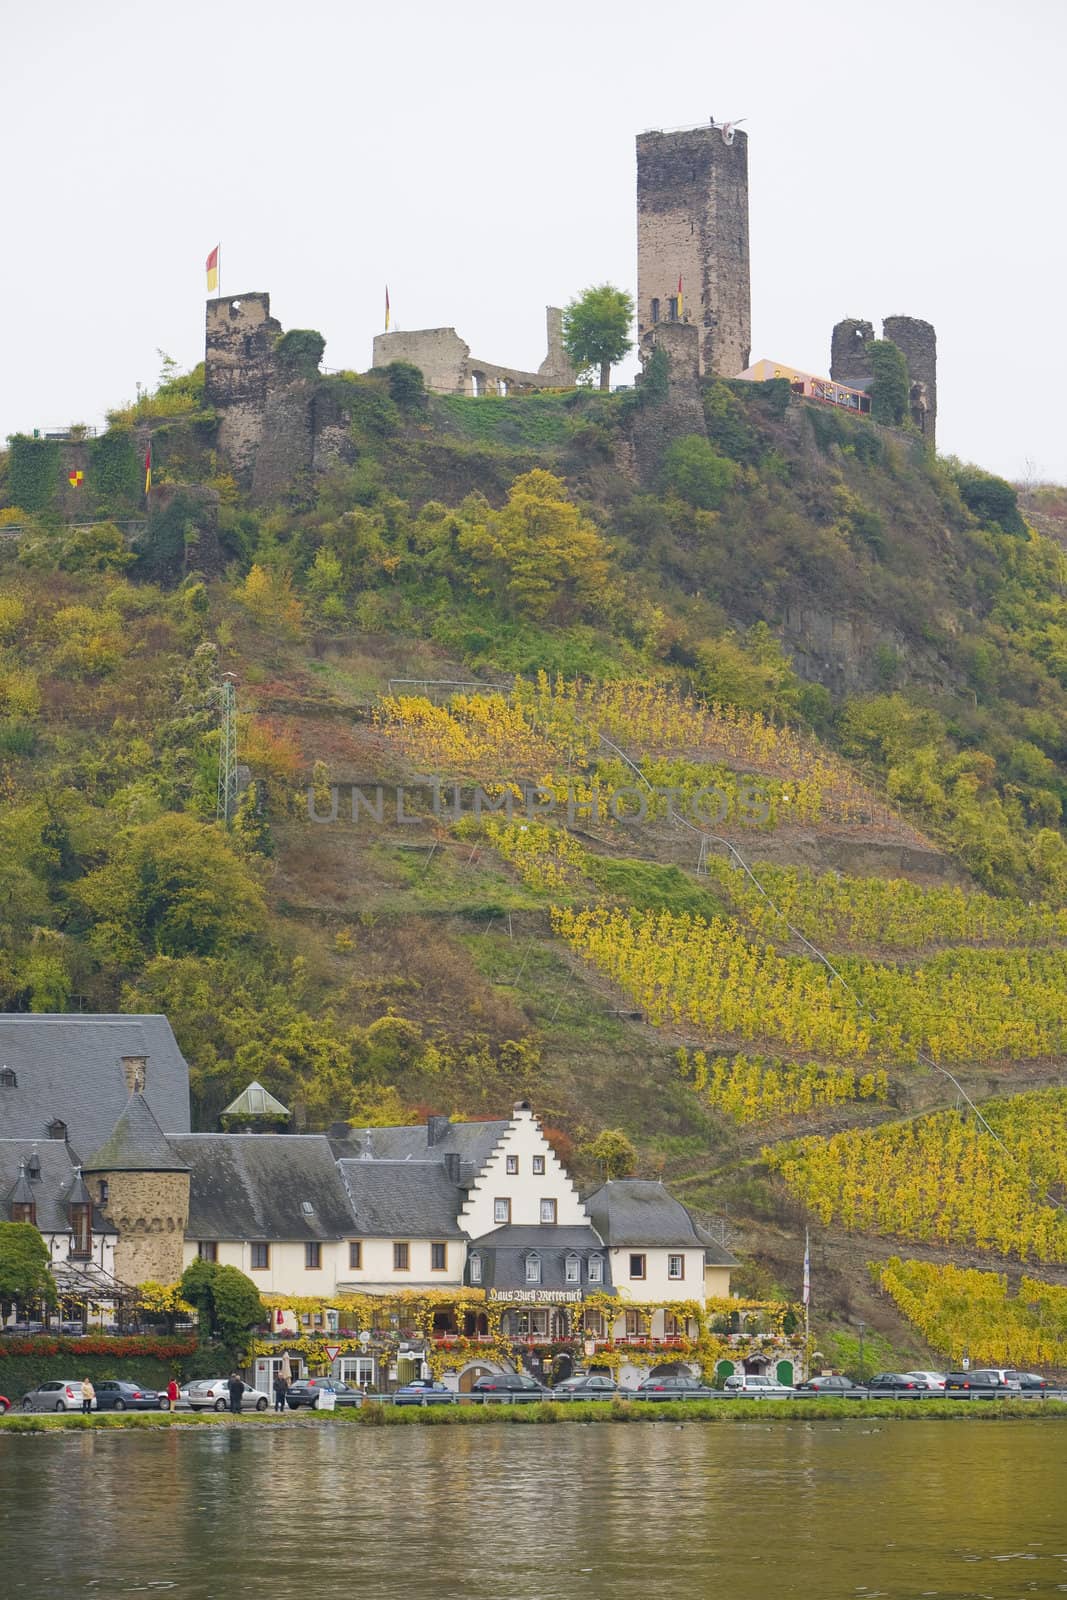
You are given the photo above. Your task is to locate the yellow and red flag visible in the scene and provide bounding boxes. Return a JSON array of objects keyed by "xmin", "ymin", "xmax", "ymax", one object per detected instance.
[
  {"xmin": 68, "ymin": 469, "xmax": 84, "ymax": 489},
  {"xmin": 144, "ymin": 441, "xmax": 152, "ymax": 497},
  {"xmin": 206, "ymin": 244, "xmax": 220, "ymax": 294},
  {"xmin": 677, "ymin": 276, "xmax": 683, "ymax": 318},
  {"xmin": 385, "ymin": 285, "xmax": 391, "ymax": 332}
]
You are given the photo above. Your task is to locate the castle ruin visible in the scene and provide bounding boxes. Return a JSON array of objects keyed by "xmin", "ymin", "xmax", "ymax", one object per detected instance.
[
  {"xmin": 831, "ymin": 314, "xmax": 937, "ymax": 443},
  {"xmin": 371, "ymin": 307, "xmax": 574, "ymax": 396}
]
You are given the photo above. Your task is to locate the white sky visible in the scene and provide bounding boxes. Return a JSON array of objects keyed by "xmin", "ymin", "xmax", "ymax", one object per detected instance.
[{"xmin": 4, "ymin": 0, "xmax": 1065, "ymax": 483}]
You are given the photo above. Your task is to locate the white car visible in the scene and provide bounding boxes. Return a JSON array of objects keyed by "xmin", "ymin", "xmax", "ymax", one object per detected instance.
[
  {"xmin": 723, "ymin": 1373, "xmax": 795, "ymax": 1395},
  {"xmin": 180, "ymin": 1378, "xmax": 270, "ymax": 1412},
  {"xmin": 905, "ymin": 1370, "xmax": 946, "ymax": 1389}
]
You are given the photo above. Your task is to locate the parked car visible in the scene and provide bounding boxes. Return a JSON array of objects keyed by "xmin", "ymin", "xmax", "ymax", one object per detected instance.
[
  {"xmin": 793, "ymin": 1374, "xmax": 861, "ymax": 1395},
  {"xmin": 1004, "ymin": 1371, "xmax": 1052, "ymax": 1391},
  {"xmin": 469, "ymin": 1373, "xmax": 549, "ymax": 1402},
  {"xmin": 723, "ymin": 1373, "xmax": 796, "ymax": 1396},
  {"xmin": 904, "ymin": 1370, "xmax": 946, "ymax": 1389},
  {"xmin": 285, "ymin": 1377, "xmax": 363, "ymax": 1409},
  {"xmin": 21, "ymin": 1380, "xmax": 96, "ymax": 1413},
  {"xmin": 394, "ymin": 1380, "xmax": 455, "ymax": 1406},
  {"xmin": 94, "ymin": 1380, "xmax": 171, "ymax": 1412},
  {"xmin": 636, "ymin": 1374, "xmax": 719, "ymax": 1400},
  {"xmin": 943, "ymin": 1370, "xmax": 1022, "ymax": 1395},
  {"xmin": 865, "ymin": 1373, "xmax": 930, "ymax": 1394},
  {"xmin": 180, "ymin": 1378, "xmax": 270, "ymax": 1412},
  {"xmin": 551, "ymin": 1374, "xmax": 624, "ymax": 1400}
]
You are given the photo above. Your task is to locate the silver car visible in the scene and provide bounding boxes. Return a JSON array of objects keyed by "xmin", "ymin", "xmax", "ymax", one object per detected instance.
[
  {"xmin": 180, "ymin": 1378, "xmax": 270, "ymax": 1412},
  {"xmin": 21, "ymin": 1380, "xmax": 97, "ymax": 1413}
]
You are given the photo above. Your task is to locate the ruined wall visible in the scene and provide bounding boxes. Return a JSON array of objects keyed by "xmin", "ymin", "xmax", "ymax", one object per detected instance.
[
  {"xmin": 883, "ymin": 315, "xmax": 937, "ymax": 444},
  {"xmin": 205, "ymin": 294, "xmax": 284, "ymax": 481},
  {"xmin": 830, "ymin": 318, "xmax": 875, "ymax": 392},
  {"xmin": 96, "ymin": 1170, "xmax": 191, "ymax": 1285},
  {"xmin": 629, "ymin": 322, "xmax": 708, "ymax": 482},
  {"xmin": 372, "ymin": 308, "xmax": 575, "ymax": 395},
  {"xmin": 636, "ymin": 125, "xmax": 751, "ymax": 380}
]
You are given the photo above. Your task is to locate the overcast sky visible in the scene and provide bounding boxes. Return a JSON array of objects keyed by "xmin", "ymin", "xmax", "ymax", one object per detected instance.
[{"xmin": 4, "ymin": 0, "xmax": 1065, "ymax": 482}]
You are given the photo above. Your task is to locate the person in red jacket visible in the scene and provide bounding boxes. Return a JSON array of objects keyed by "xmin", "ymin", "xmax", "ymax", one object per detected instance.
[{"xmin": 166, "ymin": 1377, "xmax": 180, "ymax": 1409}]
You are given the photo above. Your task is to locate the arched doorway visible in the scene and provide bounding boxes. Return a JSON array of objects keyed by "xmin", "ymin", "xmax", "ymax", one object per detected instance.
[
  {"xmin": 715, "ymin": 1359, "xmax": 736, "ymax": 1386},
  {"xmin": 458, "ymin": 1364, "xmax": 495, "ymax": 1394},
  {"xmin": 775, "ymin": 1359, "xmax": 795, "ymax": 1385}
]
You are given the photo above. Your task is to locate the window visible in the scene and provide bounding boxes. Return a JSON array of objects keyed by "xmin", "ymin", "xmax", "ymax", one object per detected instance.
[
  {"xmin": 664, "ymin": 1312, "xmax": 685, "ymax": 1337},
  {"xmin": 540, "ymin": 1198, "xmax": 557, "ymax": 1225},
  {"xmin": 251, "ymin": 1242, "xmax": 270, "ymax": 1270},
  {"xmin": 98, "ymin": 1179, "xmax": 109, "ymax": 1205},
  {"xmin": 629, "ymin": 1253, "xmax": 646, "ymax": 1280},
  {"xmin": 198, "ymin": 1241, "xmax": 218, "ymax": 1262},
  {"xmin": 469, "ymin": 1252, "xmax": 482, "ymax": 1284},
  {"xmin": 650, "ymin": 297, "xmax": 660, "ymax": 325},
  {"xmin": 588, "ymin": 1255, "xmax": 604, "ymax": 1283},
  {"xmin": 506, "ymin": 1154, "xmax": 519, "ymax": 1175},
  {"xmin": 431, "ymin": 1242, "xmax": 447, "ymax": 1271},
  {"xmin": 668, "ymin": 296, "xmax": 679, "ymax": 322},
  {"xmin": 525, "ymin": 1253, "xmax": 541, "ymax": 1284},
  {"xmin": 341, "ymin": 1357, "xmax": 374, "ymax": 1389},
  {"xmin": 493, "ymin": 1198, "xmax": 511, "ymax": 1224},
  {"xmin": 668, "ymin": 1254, "xmax": 685, "ymax": 1280},
  {"xmin": 584, "ymin": 1310, "xmax": 605, "ymax": 1337},
  {"xmin": 532, "ymin": 1154, "xmax": 545, "ymax": 1175},
  {"xmin": 393, "ymin": 1241, "xmax": 410, "ymax": 1271},
  {"xmin": 12, "ymin": 1201, "xmax": 35, "ymax": 1225},
  {"xmin": 348, "ymin": 1241, "xmax": 362, "ymax": 1270},
  {"xmin": 305, "ymin": 1241, "xmax": 322, "ymax": 1270},
  {"xmin": 48, "ymin": 1119, "xmax": 67, "ymax": 1141},
  {"xmin": 624, "ymin": 1310, "xmax": 641, "ymax": 1336},
  {"xmin": 0, "ymin": 1068, "xmax": 16, "ymax": 1088},
  {"xmin": 70, "ymin": 1204, "xmax": 91, "ymax": 1258},
  {"xmin": 565, "ymin": 1255, "xmax": 580, "ymax": 1284},
  {"xmin": 512, "ymin": 1309, "xmax": 549, "ymax": 1337}
]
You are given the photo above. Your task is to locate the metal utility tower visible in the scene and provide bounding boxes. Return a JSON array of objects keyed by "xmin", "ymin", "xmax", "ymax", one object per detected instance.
[{"xmin": 216, "ymin": 673, "xmax": 239, "ymax": 826}]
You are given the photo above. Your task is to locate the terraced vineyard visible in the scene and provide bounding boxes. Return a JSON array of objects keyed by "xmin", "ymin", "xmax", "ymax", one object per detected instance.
[{"xmin": 874, "ymin": 1258, "xmax": 1067, "ymax": 1367}]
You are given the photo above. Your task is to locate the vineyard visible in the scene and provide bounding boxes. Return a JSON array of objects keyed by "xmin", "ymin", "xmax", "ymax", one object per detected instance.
[
  {"xmin": 705, "ymin": 857, "xmax": 1067, "ymax": 952},
  {"xmin": 551, "ymin": 904, "xmax": 1067, "ymax": 1065},
  {"xmin": 767, "ymin": 1089, "xmax": 1067, "ymax": 1260},
  {"xmin": 677, "ymin": 1046, "xmax": 889, "ymax": 1125},
  {"xmin": 874, "ymin": 1258, "xmax": 1067, "ymax": 1367}
]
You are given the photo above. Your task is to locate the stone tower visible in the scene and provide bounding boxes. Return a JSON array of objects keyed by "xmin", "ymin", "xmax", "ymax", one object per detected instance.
[
  {"xmin": 82, "ymin": 1091, "xmax": 190, "ymax": 1285},
  {"xmin": 636, "ymin": 123, "xmax": 751, "ymax": 380},
  {"xmin": 830, "ymin": 315, "xmax": 937, "ymax": 445}
]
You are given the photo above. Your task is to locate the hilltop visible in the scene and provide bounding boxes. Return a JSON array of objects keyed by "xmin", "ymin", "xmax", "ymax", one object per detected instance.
[{"xmin": 3, "ymin": 349, "xmax": 1067, "ymax": 1370}]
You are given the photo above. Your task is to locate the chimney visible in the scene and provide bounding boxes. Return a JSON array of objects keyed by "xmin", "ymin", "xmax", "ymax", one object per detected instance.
[
  {"xmin": 121, "ymin": 1055, "xmax": 148, "ymax": 1096},
  {"xmin": 443, "ymin": 1152, "xmax": 461, "ymax": 1184},
  {"xmin": 427, "ymin": 1114, "xmax": 451, "ymax": 1147}
]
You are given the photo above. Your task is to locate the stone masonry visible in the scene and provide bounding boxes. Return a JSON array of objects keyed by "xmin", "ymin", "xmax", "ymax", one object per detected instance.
[
  {"xmin": 371, "ymin": 307, "xmax": 574, "ymax": 396},
  {"xmin": 91, "ymin": 1169, "xmax": 191, "ymax": 1284},
  {"xmin": 637, "ymin": 123, "xmax": 751, "ymax": 380},
  {"xmin": 830, "ymin": 315, "xmax": 937, "ymax": 445}
]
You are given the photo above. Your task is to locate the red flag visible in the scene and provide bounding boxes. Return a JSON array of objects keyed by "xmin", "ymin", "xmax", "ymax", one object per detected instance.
[{"xmin": 206, "ymin": 245, "xmax": 220, "ymax": 292}]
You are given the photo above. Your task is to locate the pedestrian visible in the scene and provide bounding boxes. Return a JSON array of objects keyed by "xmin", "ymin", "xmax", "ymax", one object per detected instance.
[
  {"xmin": 227, "ymin": 1370, "xmax": 244, "ymax": 1415},
  {"xmin": 80, "ymin": 1377, "xmax": 95, "ymax": 1416},
  {"xmin": 166, "ymin": 1376, "xmax": 180, "ymax": 1409},
  {"xmin": 273, "ymin": 1370, "xmax": 289, "ymax": 1413}
]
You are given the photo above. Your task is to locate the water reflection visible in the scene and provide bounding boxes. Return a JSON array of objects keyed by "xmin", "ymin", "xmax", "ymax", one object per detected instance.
[{"xmin": 2, "ymin": 1420, "xmax": 1065, "ymax": 1599}]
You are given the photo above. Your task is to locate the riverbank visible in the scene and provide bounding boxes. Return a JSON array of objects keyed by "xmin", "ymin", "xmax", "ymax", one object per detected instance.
[{"xmin": 4, "ymin": 1397, "xmax": 1067, "ymax": 1433}]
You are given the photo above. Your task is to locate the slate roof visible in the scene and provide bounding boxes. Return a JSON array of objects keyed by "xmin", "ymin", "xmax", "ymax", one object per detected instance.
[
  {"xmin": 169, "ymin": 1134, "xmax": 356, "ymax": 1242},
  {"xmin": 83, "ymin": 1093, "xmax": 190, "ymax": 1173},
  {"xmin": 584, "ymin": 1179, "xmax": 738, "ymax": 1263},
  {"xmin": 329, "ymin": 1120, "xmax": 508, "ymax": 1168},
  {"xmin": 338, "ymin": 1160, "xmax": 465, "ymax": 1237},
  {"xmin": 222, "ymin": 1081, "xmax": 290, "ymax": 1119},
  {"xmin": 0, "ymin": 1014, "xmax": 191, "ymax": 1158},
  {"xmin": 0, "ymin": 1139, "xmax": 114, "ymax": 1234},
  {"xmin": 466, "ymin": 1224, "xmax": 612, "ymax": 1292}
]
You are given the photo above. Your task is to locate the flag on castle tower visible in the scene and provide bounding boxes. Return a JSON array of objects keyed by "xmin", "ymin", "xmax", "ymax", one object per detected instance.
[
  {"xmin": 677, "ymin": 276, "xmax": 684, "ymax": 318},
  {"xmin": 206, "ymin": 244, "xmax": 220, "ymax": 294},
  {"xmin": 144, "ymin": 441, "xmax": 152, "ymax": 497},
  {"xmin": 384, "ymin": 285, "xmax": 391, "ymax": 332}
]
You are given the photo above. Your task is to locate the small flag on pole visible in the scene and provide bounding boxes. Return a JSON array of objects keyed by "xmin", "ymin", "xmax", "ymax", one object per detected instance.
[
  {"xmin": 802, "ymin": 1228, "xmax": 810, "ymax": 1305},
  {"xmin": 384, "ymin": 285, "xmax": 391, "ymax": 332},
  {"xmin": 68, "ymin": 469, "xmax": 84, "ymax": 489},
  {"xmin": 144, "ymin": 441, "xmax": 152, "ymax": 497},
  {"xmin": 206, "ymin": 244, "xmax": 220, "ymax": 294},
  {"xmin": 677, "ymin": 275, "xmax": 684, "ymax": 318}
]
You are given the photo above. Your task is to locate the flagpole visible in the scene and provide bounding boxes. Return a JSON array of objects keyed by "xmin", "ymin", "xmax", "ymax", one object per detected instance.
[{"xmin": 803, "ymin": 1226, "xmax": 811, "ymax": 1373}]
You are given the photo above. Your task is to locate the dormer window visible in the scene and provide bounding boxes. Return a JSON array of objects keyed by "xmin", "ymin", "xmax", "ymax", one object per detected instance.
[
  {"xmin": 565, "ymin": 1254, "xmax": 581, "ymax": 1285},
  {"xmin": 27, "ymin": 1152, "xmax": 41, "ymax": 1181},
  {"xmin": 525, "ymin": 1253, "xmax": 541, "ymax": 1285},
  {"xmin": 469, "ymin": 1253, "xmax": 482, "ymax": 1284},
  {"xmin": 0, "ymin": 1067, "xmax": 16, "ymax": 1088},
  {"xmin": 12, "ymin": 1199, "xmax": 36, "ymax": 1226},
  {"xmin": 47, "ymin": 1119, "xmax": 67, "ymax": 1142},
  {"xmin": 588, "ymin": 1255, "xmax": 604, "ymax": 1284}
]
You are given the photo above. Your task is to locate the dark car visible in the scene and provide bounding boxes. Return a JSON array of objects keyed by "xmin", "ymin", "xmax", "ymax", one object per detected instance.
[
  {"xmin": 469, "ymin": 1373, "xmax": 548, "ymax": 1402},
  {"xmin": 94, "ymin": 1380, "xmax": 171, "ymax": 1412},
  {"xmin": 285, "ymin": 1378, "xmax": 364, "ymax": 1410},
  {"xmin": 943, "ymin": 1370, "xmax": 1022, "ymax": 1396},
  {"xmin": 793, "ymin": 1374, "xmax": 862, "ymax": 1395},
  {"xmin": 1004, "ymin": 1371, "xmax": 1051, "ymax": 1391},
  {"xmin": 865, "ymin": 1373, "xmax": 930, "ymax": 1394},
  {"xmin": 551, "ymin": 1374, "xmax": 624, "ymax": 1400},
  {"xmin": 394, "ymin": 1380, "xmax": 455, "ymax": 1406},
  {"xmin": 635, "ymin": 1375, "xmax": 718, "ymax": 1401}
]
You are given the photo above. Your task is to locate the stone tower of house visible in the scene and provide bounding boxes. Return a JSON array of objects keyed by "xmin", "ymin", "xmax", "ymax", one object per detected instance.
[
  {"xmin": 82, "ymin": 1081, "xmax": 190, "ymax": 1286},
  {"xmin": 636, "ymin": 121, "xmax": 752, "ymax": 380}
]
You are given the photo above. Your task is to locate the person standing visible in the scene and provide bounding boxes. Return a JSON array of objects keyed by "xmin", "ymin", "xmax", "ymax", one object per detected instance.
[
  {"xmin": 80, "ymin": 1378, "xmax": 95, "ymax": 1416},
  {"xmin": 227, "ymin": 1371, "xmax": 244, "ymax": 1415},
  {"xmin": 166, "ymin": 1377, "xmax": 180, "ymax": 1409},
  {"xmin": 273, "ymin": 1371, "xmax": 289, "ymax": 1413}
]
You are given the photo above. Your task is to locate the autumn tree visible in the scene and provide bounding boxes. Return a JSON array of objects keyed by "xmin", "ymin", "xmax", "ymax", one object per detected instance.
[
  {"xmin": 562, "ymin": 285, "xmax": 634, "ymax": 390},
  {"xmin": 584, "ymin": 1128, "xmax": 638, "ymax": 1179}
]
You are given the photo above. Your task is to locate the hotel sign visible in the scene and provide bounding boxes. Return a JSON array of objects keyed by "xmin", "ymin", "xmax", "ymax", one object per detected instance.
[{"xmin": 487, "ymin": 1288, "xmax": 584, "ymax": 1304}]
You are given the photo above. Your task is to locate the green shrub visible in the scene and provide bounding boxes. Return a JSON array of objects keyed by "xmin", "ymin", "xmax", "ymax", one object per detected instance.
[
  {"xmin": 954, "ymin": 464, "xmax": 1027, "ymax": 536},
  {"xmin": 868, "ymin": 339, "xmax": 909, "ymax": 427},
  {"xmin": 660, "ymin": 436, "xmax": 740, "ymax": 508},
  {"xmin": 7, "ymin": 437, "xmax": 60, "ymax": 512},
  {"xmin": 274, "ymin": 329, "xmax": 326, "ymax": 378}
]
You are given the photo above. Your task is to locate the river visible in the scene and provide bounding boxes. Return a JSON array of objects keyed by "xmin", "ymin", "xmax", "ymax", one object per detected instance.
[{"xmin": 2, "ymin": 1419, "xmax": 1064, "ymax": 1598}]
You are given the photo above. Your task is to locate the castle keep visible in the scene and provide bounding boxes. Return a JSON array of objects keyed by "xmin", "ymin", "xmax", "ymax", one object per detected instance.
[{"xmin": 636, "ymin": 122, "xmax": 751, "ymax": 380}]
